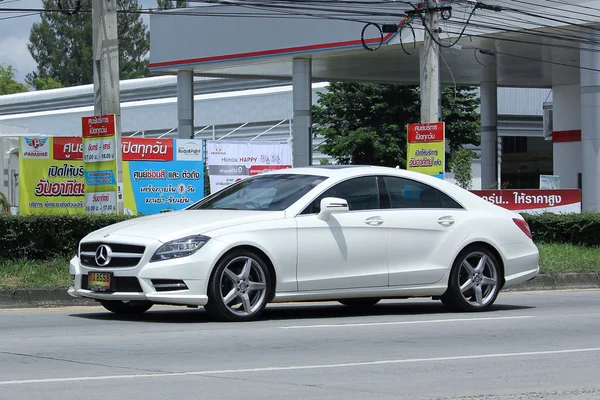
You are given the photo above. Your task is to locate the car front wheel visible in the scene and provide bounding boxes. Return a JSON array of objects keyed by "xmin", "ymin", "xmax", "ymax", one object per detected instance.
[
  {"xmin": 441, "ymin": 245, "xmax": 501, "ymax": 312},
  {"xmin": 204, "ymin": 250, "xmax": 271, "ymax": 322}
]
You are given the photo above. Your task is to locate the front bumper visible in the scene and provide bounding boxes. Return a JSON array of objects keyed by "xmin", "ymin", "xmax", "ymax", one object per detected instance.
[{"xmin": 67, "ymin": 234, "xmax": 222, "ymax": 306}]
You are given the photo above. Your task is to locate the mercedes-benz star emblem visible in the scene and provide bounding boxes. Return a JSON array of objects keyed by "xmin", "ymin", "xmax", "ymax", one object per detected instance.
[{"xmin": 95, "ymin": 245, "xmax": 112, "ymax": 267}]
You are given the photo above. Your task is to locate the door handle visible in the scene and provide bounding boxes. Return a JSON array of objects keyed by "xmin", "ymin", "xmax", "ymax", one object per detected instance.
[
  {"xmin": 437, "ymin": 216, "xmax": 455, "ymax": 227},
  {"xmin": 365, "ymin": 216, "xmax": 384, "ymax": 226}
]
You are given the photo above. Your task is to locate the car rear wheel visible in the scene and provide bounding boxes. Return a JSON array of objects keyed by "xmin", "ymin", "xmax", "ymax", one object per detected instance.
[
  {"xmin": 204, "ymin": 250, "xmax": 271, "ymax": 322},
  {"xmin": 99, "ymin": 300, "xmax": 153, "ymax": 314},
  {"xmin": 441, "ymin": 245, "xmax": 501, "ymax": 312},
  {"xmin": 338, "ymin": 298, "xmax": 381, "ymax": 308}
]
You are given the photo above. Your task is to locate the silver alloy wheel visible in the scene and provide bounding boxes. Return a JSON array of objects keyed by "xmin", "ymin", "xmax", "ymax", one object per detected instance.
[
  {"xmin": 219, "ymin": 256, "xmax": 267, "ymax": 317},
  {"xmin": 458, "ymin": 251, "xmax": 499, "ymax": 308}
]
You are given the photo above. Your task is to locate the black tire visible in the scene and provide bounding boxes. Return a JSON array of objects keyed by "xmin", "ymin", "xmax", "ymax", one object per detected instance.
[
  {"xmin": 99, "ymin": 300, "xmax": 153, "ymax": 314},
  {"xmin": 204, "ymin": 249, "xmax": 272, "ymax": 322},
  {"xmin": 441, "ymin": 244, "xmax": 502, "ymax": 312},
  {"xmin": 338, "ymin": 298, "xmax": 381, "ymax": 308}
]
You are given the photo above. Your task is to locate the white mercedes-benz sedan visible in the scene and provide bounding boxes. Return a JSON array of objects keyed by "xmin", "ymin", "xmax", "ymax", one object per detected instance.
[{"xmin": 68, "ymin": 165, "xmax": 539, "ymax": 321}]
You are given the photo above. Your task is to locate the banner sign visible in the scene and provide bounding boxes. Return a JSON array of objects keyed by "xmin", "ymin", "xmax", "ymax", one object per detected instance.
[
  {"xmin": 82, "ymin": 114, "xmax": 118, "ymax": 214},
  {"xmin": 19, "ymin": 136, "xmax": 85, "ymax": 214},
  {"xmin": 122, "ymin": 138, "xmax": 205, "ymax": 215},
  {"xmin": 19, "ymin": 137, "xmax": 205, "ymax": 215},
  {"xmin": 206, "ymin": 140, "xmax": 292, "ymax": 193},
  {"xmin": 406, "ymin": 122, "xmax": 445, "ymax": 179},
  {"xmin": 471, "ymin": 189, "xmax": 582, "ymax": 214}
]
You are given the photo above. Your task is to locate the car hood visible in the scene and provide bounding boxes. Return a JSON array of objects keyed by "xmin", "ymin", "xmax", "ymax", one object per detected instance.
[{"xmin": 82, "ymin": 210, "xmax": 284, "ymax": 243}]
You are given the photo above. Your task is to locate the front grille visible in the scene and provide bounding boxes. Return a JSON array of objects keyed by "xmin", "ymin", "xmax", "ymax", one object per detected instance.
[
  {"xmin": 79, "ymin": 242, "xmax": 145, "ymax": 268},
  {"xmin": 81, "ymin": 275, "xmax": 143, "ymax": 292}
]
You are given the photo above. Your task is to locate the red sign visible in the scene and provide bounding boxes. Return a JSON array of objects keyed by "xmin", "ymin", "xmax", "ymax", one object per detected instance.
[
  {"xmin": 82, "ymin": 114, "xmax": 116, "ymax": 138},
  {"xmin": 121, "ymin": 138, "xmax": 174, "ymax": 161},
  {"xmin": 248, "ymin": 165, "xmax": 292, "ymax": 175},
  {"xmin": 471, "ymin": 189, "xmax": 582, "ymax": 212},
  {"xmin": 407, "ymin": 122, "xmax": 445, "ymax": 143},
  {"xmin": 53, "ymin": 137, "xmax": 83, "ymax": 160}
]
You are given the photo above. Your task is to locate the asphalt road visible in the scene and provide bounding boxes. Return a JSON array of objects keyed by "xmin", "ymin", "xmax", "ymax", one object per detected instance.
[{"xmin": 1, "ymin": 290, "xmax": 600, "ymax": 400}]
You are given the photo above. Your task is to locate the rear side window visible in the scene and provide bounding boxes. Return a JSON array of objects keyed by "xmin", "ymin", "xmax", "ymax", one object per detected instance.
[{"xmin": 382, "ymin": 176, "xmax": 463, "ymax": 209}]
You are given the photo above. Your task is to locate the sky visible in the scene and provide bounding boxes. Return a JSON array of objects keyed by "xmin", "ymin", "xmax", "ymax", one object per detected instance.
[{"xmin": 0, "ymin": 0, "xmax": 154, "ymax": 84}]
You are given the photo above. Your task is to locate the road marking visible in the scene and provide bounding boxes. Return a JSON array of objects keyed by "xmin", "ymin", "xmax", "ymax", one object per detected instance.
[
  {"xmin": 278, "ymin": 315, "xmax": 535, "ymax": 329},
  {"xmin": 1, "ymin": 347, "xmax": 599, "ymax": 386}
]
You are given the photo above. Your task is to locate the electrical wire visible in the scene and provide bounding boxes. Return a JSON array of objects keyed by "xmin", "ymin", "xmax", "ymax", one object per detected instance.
[
  {"xmin": 0, "ymin": 11, "xmax": 35, "ymax": 20},
  {"xmin": 361, "ymin": 22, "xmax": 383, "ymax": 50},
  {"xmin": 401, "ymin": 22, "xmax": 416, "ymax": 55}
]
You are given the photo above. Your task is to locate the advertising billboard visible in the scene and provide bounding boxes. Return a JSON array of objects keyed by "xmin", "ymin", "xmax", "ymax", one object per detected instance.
[
  {"xmin": 406, "ymin": 122, "xmax": 446, "ymax": 179},
  {"xmin": 19, "ymin": 137, "xmax": 205, "ymax": 215},
  {"xmin": 205, "ymin": 140, "xmax": 292, "ymax": 193},
  {"xmin": 82, "ymin": 114, "xmax": 118, "ymax": 214},
  {"xmin": 470, "ymin": 189, "xmax": 582, "ymax": 214}
]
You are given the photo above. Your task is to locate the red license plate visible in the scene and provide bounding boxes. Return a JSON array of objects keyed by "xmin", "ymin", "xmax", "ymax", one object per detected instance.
[{"xmin": 88, "ymin": 272, "xmax": 112, "ymax": 292}]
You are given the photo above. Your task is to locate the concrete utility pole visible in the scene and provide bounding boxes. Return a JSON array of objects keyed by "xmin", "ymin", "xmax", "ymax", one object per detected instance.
[
  {"xmin": 92, "ymin": 0, "xmax": 124, "ymax": 214},
  {"xmin": 420, "ymin": 0, "xmax": 440, "ymax": 123}
]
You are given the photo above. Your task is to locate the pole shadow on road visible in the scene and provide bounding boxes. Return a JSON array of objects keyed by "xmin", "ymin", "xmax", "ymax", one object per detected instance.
[{"xmin": 67, "ymin": 300, "xmax": 535, "ymax": 324}]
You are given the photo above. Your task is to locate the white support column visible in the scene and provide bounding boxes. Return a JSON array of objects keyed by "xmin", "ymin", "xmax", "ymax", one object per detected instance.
[
  {"xmin": 177, "ymin": 70, "xmax": 194, "ymax": 139},
  {"xmin": 551, "ymin": 84, "xmax": 581, "ymax": 189},
  {"xmin": 292, "ymin": 58, "xmax": 312, "ymax": 167},
  {"xmin": 580, "ymin": 40, "xmax": 600, "ymax": 211},
  {"xmin": 480, "ymin": 62, "xmax": 498, "ymax": 189}
]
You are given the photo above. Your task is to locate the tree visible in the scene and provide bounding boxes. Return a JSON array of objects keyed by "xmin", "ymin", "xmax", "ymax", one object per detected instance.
[
  {"xmin": 312, "ymin": 83, "xmax": 481, "ymax": 169},
  {"xmin": 451, "ymin": 147, "xmax": 476, "ymax": 189},
  {"xmin": 32, "ymin": 77, "xmax": 63, "ymax": 91},
  {"xmin": 27, "ymin": 0, "xmax": 150, "ymax": 88},
  {"xmin": 156, "ymin": 0, "xmax": 188, "ymax": 9},
  {"xmin": 0, "ymin": 64, "xmax": 29, "ymax": 95},
  {"xmin": 0, "ymin": 192, "xmax": 10, "ymax": 213},
  {"xmin": 441, "ymin": 86, "xmax": 481, "ymax": 167}
]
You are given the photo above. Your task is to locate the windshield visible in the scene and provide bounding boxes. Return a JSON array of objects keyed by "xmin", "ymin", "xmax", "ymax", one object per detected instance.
[{"xmin": 188, "ymin": 174, "xmax": 328, "ymax": 211}]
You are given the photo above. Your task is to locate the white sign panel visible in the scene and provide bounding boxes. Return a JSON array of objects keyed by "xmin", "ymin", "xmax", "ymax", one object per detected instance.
[
  {"xmin": 21, "ymin": 137, "xmax": 50, "ymax": 159},
  {"xmin": 176, "ymin": 139, "xmax": 205, "ymax": 161},
  {"xmin": 540, "ymin": 174, "xmax": 560, "ymax": 189},
  {"xmin": 84, "ymin": 191, "xmax": 117, "ymax": 214},
  {"xmin": 206, "ymin": 140, "xmax": 292, "ymax": 193},
  {"xmin": 83, "ymin": 137, "xmax": 116, "ymax": 163}
]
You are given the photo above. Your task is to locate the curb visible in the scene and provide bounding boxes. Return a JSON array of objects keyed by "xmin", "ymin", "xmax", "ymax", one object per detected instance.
[
  {"xmin": 504, "ymin": 272, "xmax": 600, "ymax": 291},
  {"xmin": 1, "ymin": 273, "xmax": 599, "ymax": 309}
]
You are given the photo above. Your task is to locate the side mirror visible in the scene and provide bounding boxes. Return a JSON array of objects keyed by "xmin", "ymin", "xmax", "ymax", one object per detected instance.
[{"xmin": 317, "ymin": 197, "xmax": 349, "ymax": 220}]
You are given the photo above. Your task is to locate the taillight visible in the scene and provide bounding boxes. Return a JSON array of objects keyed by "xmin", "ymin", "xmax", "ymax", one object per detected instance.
[{"xmin": 513, "ymin": 218, "xmax": 532, "ymax": 239}]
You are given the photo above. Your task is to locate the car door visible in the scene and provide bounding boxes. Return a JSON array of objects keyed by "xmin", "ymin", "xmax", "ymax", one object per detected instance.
[
  {"xmin": 381, "ymin": 176, "xmax": 474, "ymax": 287},
  {"xmin": 295, "ymin": 176, "xmax": 390, "ymax": 291}
]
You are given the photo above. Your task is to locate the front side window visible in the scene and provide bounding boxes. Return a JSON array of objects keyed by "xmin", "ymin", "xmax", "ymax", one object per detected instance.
[
  {"xmin": 188, "ymin": 174, "xmax": 327, "ymax": 211},
  {"xmin": 302, "ymin": 176, "xmax": 380, "ymax": 214},
  {"xmin": 382, "ymin": 176, "xmax": 463, "ymax": 209}
]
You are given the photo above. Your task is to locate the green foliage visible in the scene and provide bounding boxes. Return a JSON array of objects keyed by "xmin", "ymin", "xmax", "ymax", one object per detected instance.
[
  {"xmin": 441, "ymin": 86, "xmax": 481, "ymax": 163},
  {"xmin": 0, "ymin": 64, "xmax": 29, "ymax": 95},
  {"xmin": 27, "ymin": 0, "xmax": 150, "ymax": 87},
  {"xmin": 450, "ymin": 148, "xmax": 476, "ymax": 189},
  {"xmin": 522, "ymin": 212, "xmax": 600, "ymax": 247},
  {"xmin": 0, "ymin": 192, "xmax": 10, "ymax": 213},
  {"xmin": 32, "ymin": 76, "xmax": 63, "ymax": 91},
  {"xmin": 312, "ymin": 83, "xmax": 480, "ymax": 168},
  {"xmin": 156, "ymin": 0, "xmax": 188, "ymax": 9},
  {"xmin": 0, "ymin": 214, "xmax": 136, "ymax": 261}
]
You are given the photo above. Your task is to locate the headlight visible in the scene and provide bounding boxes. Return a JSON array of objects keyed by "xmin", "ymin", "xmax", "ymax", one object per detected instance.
[{"xmin": 150, "ymin": 235, "xmax": 210, "ymax": 262}]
